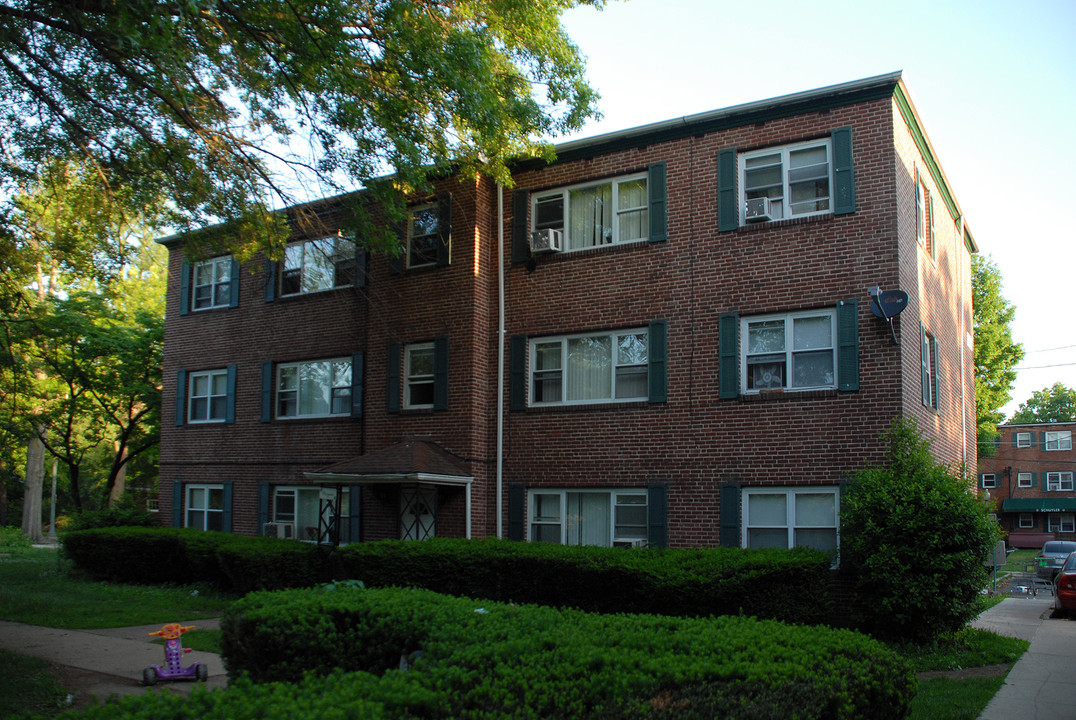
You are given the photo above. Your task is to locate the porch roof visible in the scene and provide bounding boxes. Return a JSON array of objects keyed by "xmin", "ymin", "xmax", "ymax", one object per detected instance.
[
  {"xmin": 1001, "ymin": 498, "xmax": 1076, "ymax": 513},
  {"xmin": 304, "ymin": 437, "xmax": 473, "ymax": 487}
]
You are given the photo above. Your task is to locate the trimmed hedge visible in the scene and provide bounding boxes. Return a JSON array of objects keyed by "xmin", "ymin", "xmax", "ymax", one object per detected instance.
[
  {"xmin": 62, "ymin": 529, "xmax": 834, "ymax": 623},
  {"xmin": 212, "ymin": 585, "xmax": 914, "ymax": 720}
]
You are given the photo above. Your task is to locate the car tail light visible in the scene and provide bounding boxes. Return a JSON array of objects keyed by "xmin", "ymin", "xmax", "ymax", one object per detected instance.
[{"xmin": 1059, "ymin": 575, "xmax": 1076, "ymax": 594}]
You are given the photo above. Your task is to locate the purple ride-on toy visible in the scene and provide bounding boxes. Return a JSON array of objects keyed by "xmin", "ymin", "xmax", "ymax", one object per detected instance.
[{"xmin": 142, "ymin": 623, "xmax": 209, "ymax": 685}]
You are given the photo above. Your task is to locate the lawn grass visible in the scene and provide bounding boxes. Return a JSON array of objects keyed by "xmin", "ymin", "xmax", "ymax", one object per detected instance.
[
  {"xmin": 0, "ymin": 649, "xmax": 70, "ymax": 719},
  {"xmin": 908, "ymin": 677, "xmax": 1006, "ymax": 720},
  {"xmin": 891, "ymin": 627, "xmax": 1028, "ymax": 673}
]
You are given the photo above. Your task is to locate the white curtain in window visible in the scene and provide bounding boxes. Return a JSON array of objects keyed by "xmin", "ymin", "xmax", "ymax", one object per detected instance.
[
  {"xmin": 567, "ymin": 336, "xmax": 611, "ymax": 401},
  {"xmin": 616, "ymin": 179, "xmax": 648, "ymax": 242},
  {"xmin": 299, "ymin": 362, "xmax": 331, "ymax": 416},
  {"xmin": 569, "ymin": 184, "xmax": 612, "ymax": 249},
  {"xmin": 567, "ymin": 492, "xmax": 610, "ymax": 546},
  {"xmin": 747, "ymin": 493, "xmax": 787, "ymax": 549}
]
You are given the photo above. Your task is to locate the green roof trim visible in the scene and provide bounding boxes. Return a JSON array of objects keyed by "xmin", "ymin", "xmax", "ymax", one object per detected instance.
[{"xmin": 1002, "ymin": 498, "xmax": 1076, "ymax": 513}]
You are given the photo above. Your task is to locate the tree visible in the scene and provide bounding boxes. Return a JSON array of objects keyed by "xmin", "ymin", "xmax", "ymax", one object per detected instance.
[
  {"xmin": 972, "ymin": 254, "xmax": 1023, "ymax": 455},
  {"xmin": 0, "ymin": 0, "xmax": 604, "ymax": 258},
  {"xmin": 1010, "ymin": 382, "xmax": 1076, "ymax": 424},
  {"xmin": 840, "ymin": 419, "xmax": 999, "ymax": 644}
]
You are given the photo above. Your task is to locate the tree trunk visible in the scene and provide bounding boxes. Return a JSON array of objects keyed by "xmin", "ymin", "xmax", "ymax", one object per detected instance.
[
  {"xmin": 108, "ymin": 441, "xmax": 127, "ymax": 508},
  {"xmin": 0, "ymin": 458, "xmax": 8, "ymax": 526},
  {"xmin": 21, "ymin": 432, "xmax": 45, "ymax": 542},
  {"xmin": 68, "ymin": 462, "xmax": 82, "ymax": 512}
]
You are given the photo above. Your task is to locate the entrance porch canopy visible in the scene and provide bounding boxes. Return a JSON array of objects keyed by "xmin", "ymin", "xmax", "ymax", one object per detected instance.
[
  {"xmin": 1001, "ymin": 498, "xmax": 1076, "ymax": 513},
  {"xmin": 304, "ymin": 438, "xmax": 475, "ymax": 538}
]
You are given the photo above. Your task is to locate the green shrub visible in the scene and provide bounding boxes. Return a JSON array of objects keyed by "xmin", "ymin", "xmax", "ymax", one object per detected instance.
[
  {"xmin": 62, "ymin": 506, "xmax": 159, "ymax": 532},
  {"xmin": 0, "ymin": 527, "xmax": 33, "ymax": 553},
  {"xmin": 214, "ymin": 585, "xmax": 914, "ymax": 720},
  {"xmin": 840, "ymin": 419, "xmax": 999, "ymax": 643}
]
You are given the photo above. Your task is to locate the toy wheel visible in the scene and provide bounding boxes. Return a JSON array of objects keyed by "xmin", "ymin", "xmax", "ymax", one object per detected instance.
[
  {"xmin": 196, "ymin": 664, "xmax": 208, "ymax": 682},
  {"xmin": 143, "ymin": 668, "xmax": 158, "ymax": 686}
]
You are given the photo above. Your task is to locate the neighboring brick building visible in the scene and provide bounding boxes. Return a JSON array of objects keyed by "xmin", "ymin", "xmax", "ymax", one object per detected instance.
[
  {"xmin": 158, "ymin": 71, "xmax": 977, "ymax": 552},
  {"xmin": 979, "ymin": 423, "xmax": 1076, "ymax": 547}
]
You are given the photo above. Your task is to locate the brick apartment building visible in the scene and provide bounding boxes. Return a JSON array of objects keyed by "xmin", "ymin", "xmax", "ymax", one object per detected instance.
[
  {"xmin": 158, "ymin": 71, "xmax": 977, "ymax": 552},
  {"xmin": 979, "ymin": 423, "xmax": 1076, "ymax": 547}
]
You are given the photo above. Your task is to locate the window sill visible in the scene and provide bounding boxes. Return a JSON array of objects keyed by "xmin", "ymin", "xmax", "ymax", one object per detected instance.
[
  {"xmin": 525, "ymin": 238, "xmax": 649, "ymax": 266},
  {"xmin": 736, "ymin": 213, "xmax": 834, "ymax": 233},
  {"xmin": 525, "ymin": 400, "xmax": 651, "ymax": 413},
  {"xmin": 738, "ymin": 388, "xmax": 839, "ymax": 403}
]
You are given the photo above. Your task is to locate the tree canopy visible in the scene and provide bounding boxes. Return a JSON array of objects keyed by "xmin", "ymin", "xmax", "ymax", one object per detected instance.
[
  {"xmin": 0, "ymin": 0, "xmax": 605, "ymax": 257},
  {"xmin": 1010, "ymin": 382, "xmax": 1076, "ymax": 424},
  {"xmin": 972, "ymin": 254, "xmax": 1023, "ymax": 453}
]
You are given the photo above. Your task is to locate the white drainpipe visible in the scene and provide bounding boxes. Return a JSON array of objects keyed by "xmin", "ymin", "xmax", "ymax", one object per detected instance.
[{"xmin": 496, "ymin": 182, "xmax": 505, "ymax": 538}]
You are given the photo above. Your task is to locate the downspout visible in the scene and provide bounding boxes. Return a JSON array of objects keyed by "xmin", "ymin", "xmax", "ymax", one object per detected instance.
[
  {"xmin": 959, "ymin": 214, "xmax": 968, "ymax": 468},
  {"xmin": 496, "ymin": 182, "xmax": 505, "ymax": 538}
]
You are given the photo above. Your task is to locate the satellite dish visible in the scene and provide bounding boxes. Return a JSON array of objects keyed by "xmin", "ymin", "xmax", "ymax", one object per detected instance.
[{"xmin": 870, "ymin": 289, "xmax": 909, "ymax": 319}]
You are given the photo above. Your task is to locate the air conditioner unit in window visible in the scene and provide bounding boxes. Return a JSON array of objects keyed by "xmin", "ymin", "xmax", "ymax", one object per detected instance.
[
  {"xmin": 529, "ymin": 228, "xmax": 563, "ymax": 253},
  {"xmin": 613, "ymin": 538, "xmax": 647, "ymax": 548},
  {"xmin": 263, "ymin": 522, "xmax": 295, "ymax": 539},
  {"xmin": 745, "ymin": 197, "xmax": 774, "ymax": 222}
]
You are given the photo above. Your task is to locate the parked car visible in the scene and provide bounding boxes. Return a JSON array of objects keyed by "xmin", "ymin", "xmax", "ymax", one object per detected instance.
[
  {"xmin": 1035, "ymin": 541, "xmax": 1076, "ymax": 581},
  {"xmin": 1053, "ymin": 551, "xmax": 1076, "ymax": 616}
]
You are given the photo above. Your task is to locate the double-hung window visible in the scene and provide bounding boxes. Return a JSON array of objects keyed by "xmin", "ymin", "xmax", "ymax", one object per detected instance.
[
  {"xmin": 921, "ymin": 325, "xmax": 939, "ymax": 411},
  {"xmin": 532, "ymin": 173, "xmax": 649, "ymax": 251},
  {"xmin": 1046, "ymin": 472, "xmax": 1074, "ymax": 492},
  {"xmin": 741, "ymin": 310, "xmax": 835, "ymax": 392},
  {"xmin": 404, "ymin": 343, "xmax": 435, "ymax": 409},
  {"xmin": 1048, "ymin": 514, "xmax": 1075, "ymax": 533},
  {"xmin": 739, "ymin": 139, "xmax": 831, "ymax": 223},
  {"xmin": 528, "ymin": 489, "xmax": 648, "ymax": 547},
  {"xmin": 531, "ymin": 328, "xmax": 649, "ymax": 405},
  {"xmin": 280, "ymin": 235, "xmax": 355, "ymax": 296},
  {"xmin": 188, "ymin": 369, "xmax": 229, "ymax": 423},
  {"xmin": 1019, "ymin": 513, "xmax": 1034, "ymax": 529},
  {"xmin": 277, "ymin": 358, "xmax": 352, "ymax": 418},
  {"xmin": 408, "ymin": 203, "xmax": 442, "ymax": 268},
  {"xmin": 742, "ymin": 487, "xmax": 839, "ymax": 555},
  {"xmin": 273, "ymin": 486, "xmax": 353, "ymax": 543},
  {"xmin": 192, "ymin": 257, "xmax": 233, "ymax": 310},
  {"xmin": 186, "ymin": 485, "xmax": 224, "ymax": 531},
  {"xmin": 1045, "ymin": 431, "xmax": 1072, "ymax": 451},
  {"xmin": 1016, "ymin": 432, "xmax": 1031, "ymax": 448},
  {"xmin": 1017, "ymin": 472, "xmax": 1033, "ymax": 488},
  {"xmin": 980, "ymin": 474, "xmax": 997, "ymax": 489}
]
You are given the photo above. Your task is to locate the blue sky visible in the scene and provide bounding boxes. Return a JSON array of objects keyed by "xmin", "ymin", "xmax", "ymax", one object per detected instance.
[{"xmin": 557, "ymin": 0, "xmax": 1076, "ymax": 418}]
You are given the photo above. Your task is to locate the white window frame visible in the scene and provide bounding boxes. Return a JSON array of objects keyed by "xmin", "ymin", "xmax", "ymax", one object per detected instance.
[
  {"xmin": 273, "ymin": 486, "xmax": 352, "ymax": 543},
  {"xmin": 1018, "ymin": 513, "xmax": 1034, "ymax": 529},
  {"xmin": 280, "ymin": 234, "xmax": 355, "ymax": 297},
  {"xmin": 185, "ymin": 484, "xmax": 224, "ymax": 531},
  {"xmin": 527, "ymin": 489, "xmax": 648, "ymax": 547},
  {"xmin": 192, "ymin": 256, "xmax": 233, "ymax": 311},
  {"xmin": 739, "ymin": 138, "xmax": 832, "ymax": 224},
  {"xmin": 981, "ymin": 474, "xmax": 997, "ymax": 489},
  {"xmin": 1016, "ymin": 432, "xmax": 1031, "ymax": 448},
  {"xmin": 407, "ymin": 203, "xmax": 443, "ymax": 268},
  {"xmin": 1017, "ymin": 472, "xmax": 1033, "ymax": 488},
  {"xmin": 1046, "ymin": 472, "xmax": 1074, "ymax": 492},
  {"xmin": 404, "ymin": 343, "xmax": 435, "ymax": 409},
  {"xmin": 529, "ymin": 328, "xmax": 649, "ymax": 406},
  {"xmin": 531, "ymin": 172, "xmax": 649, "ymax": 251},
  {"xmin": 742, "ymin": 486, "xmax": 840, "ymax": 557},
  {"xmin": 741, "ymin": 310, "xmax": 837, "ymax": 394},
  {"xmin": 188, "ymin": 369, "xmax": 229, "ymax": 424},
  {"xmin": 276, "ymin": 358, "xmax": 352, "ymax": 419},
  {"xmin": 1048, "ymin": 513, "xmax": 1075, "ymax": 533},
  {"xmin": 1045, "ymin": 430, "xmax": 1072, "ymax": 451}
]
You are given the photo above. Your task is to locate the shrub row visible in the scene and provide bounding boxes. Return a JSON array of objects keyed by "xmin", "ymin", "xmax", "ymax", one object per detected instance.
[
  {"xmin": 62, "ymin": 529, "xmax": 833, "ymax": 622},
  {"xmin": 212, "ymin": 586, "xmax": 914, "ymax": 720}
]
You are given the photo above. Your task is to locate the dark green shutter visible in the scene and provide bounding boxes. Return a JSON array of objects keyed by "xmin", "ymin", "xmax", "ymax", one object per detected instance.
[
  {"xmin": 720, "ymin": 483, "xmax": 741, "ymax": 548},
  {"xmin": 717, "ymin": 148, "xmax": 738, "ymax": 232},
  {"xmin": 509, "ymin": 335, "xmax": 527, "ymax": 411},
  {"xmin": 225, "ymin": 364, "xmax": 237, "ymax": 424},
  {"xmin": 390, "ymin": 215, "xmax": 406, "ymax": 274},
  {"xmin": 1042, "ymin": 473, "xmax": 1048, "ymax": 491},
  {"xmin": 351, "ymin": 352, "xmax": 364, "ymax": 418},
  {"xmin": 261, "ymin": 361, "xmax": 273, "ymax": 422},
  {"xmin": 719, "ymin": 314, "xmax": 739, "ymax": 399},
  {"xmin": 355, "ymin": 247, "xmax": 367, "ymax": 289},
  {"xmin": 258, "ymin": 483, "xmax": 270, "ymax": 530},
  {"xmin": 1030, "ymin": 432, "xmax": 1037, "ymax": 445},
  {"xmin": 222, "ymin": 482, "xmax": 233, "ymax": 533},
  {"xmin": 349, "ymin": 487, "xmax": 361, "ymax": 543},
  {"xmin": 648, "ymin": 162, "xmax": 667, "ymax": 243},
  {"xmin": 647, "ymin": 483, "xmax": 668, "ymax": 548},
  {"xmin": 436, "ymin": 194, "xmax": 451, "ymax": 267},
  {"xmin": 387, "ymin": 342, "xmax": 401, "ymax": 413},
  {"xmin": 172, "ymin": 482, "xmax": 183, "ymax": 528},
  {"xmin": 264, "ymin": 259, "xmax": 277, "ymax": 302},
  {"xmin": 512, "ymin": 189, "xmax": 531, "ymax": 263},
  {"xmin": 175, "ymin": 370, "xmax": 187, "ymax": 426},
  {"xmin": 648, "ymin": 320, "xmax": 668, "ymax": 403},
  {"xmin": 1012, "ymin": 432, "xmax": 1019, "ymax": 448},
  {"xmin": 179, "ymin": 259, "xmax": 191, "ymax": 316},
  {"xmin": 433, "ymin": 336, "xmax": 449, "ymax": 410},
  {"xmin": 831, "ymin": 127, "xmax": 855, "ymax": 215},
  {"xmin": 928, "ymin": 194, "xmax": 937, "ymax": 260},
  {"xmin": 931, "ymin": 335, "xmax": 941, "ymax": 411},
  {"xmin": 508, "ymin": 485, "xmax": 525, "ymax": 541},
  {"xmin": 920, "ymin": 323, "xmax": 931, "ymax": 407},
  {"xmin": 837, "ymin": 300, "xmax": 859, "ymax": 391},
  {"xmin": 228, "ymin": 257, "xmax": 240, "ymax": 307}
]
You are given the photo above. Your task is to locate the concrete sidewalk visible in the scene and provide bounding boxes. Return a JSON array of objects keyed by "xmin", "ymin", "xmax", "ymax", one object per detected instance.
[
  {"xmin": 971, "ymin": 595, "xmax": 1076, "ymax": 720},
  {"xmin": 0, "ymin": 619, "xmax": 226, "ymax": 709}
]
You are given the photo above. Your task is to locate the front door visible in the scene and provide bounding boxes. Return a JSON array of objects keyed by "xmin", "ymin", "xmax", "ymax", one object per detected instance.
[{"xmin": 400, "ymin": 486, "xmax": 436, "ymax": 540}]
